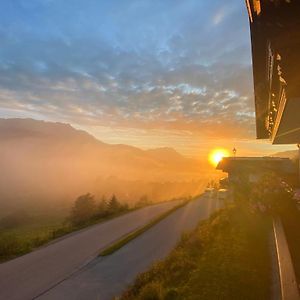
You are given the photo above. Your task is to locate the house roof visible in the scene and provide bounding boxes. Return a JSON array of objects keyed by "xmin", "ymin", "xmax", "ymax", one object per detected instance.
[
  {"xmin": 246, "ymin": 0, "xmax": 300, "ymax": 143},
  {"xmin": 216, "ymin": 156, "xmax": 295, "ymax": 174}
]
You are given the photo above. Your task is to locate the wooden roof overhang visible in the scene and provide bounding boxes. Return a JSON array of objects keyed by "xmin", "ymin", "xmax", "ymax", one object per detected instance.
[
  {"xmin": 216, "ymin": 156, "xmax": 294, "ymax": 174},
  {"xmin": 246, "ymin": 0, "xmax": 300, "ymax": 144}
]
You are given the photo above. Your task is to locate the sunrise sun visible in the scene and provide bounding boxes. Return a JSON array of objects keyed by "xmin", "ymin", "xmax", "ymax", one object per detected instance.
[{"xmin": 209, "ymin": 149, "xmax": 230, "ymax": 166}]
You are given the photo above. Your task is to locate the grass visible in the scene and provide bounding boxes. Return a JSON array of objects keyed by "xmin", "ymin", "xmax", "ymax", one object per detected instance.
[
  {"xmin": 0, "ymin": 198, "xmax": 189, "ymax": 263},
  {"xmin": 0, "ymin": 213, "xmax": 66, "ymax": 262},
  {"xmin": 99, "ymin": 200, "xmax": 189, "ymax": 256},
  {"xmin": 120, "ymin": 202, "xmax": 272, "ymax": 300},
  {"xmin": 0, "ymin": 208, "xmax": 135, "ymax": 262}
]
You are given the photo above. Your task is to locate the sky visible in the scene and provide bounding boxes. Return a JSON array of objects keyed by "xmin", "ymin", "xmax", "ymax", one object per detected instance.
[{"xmin": 0, "ymin": 0, "xmax": 296, "ymax": 158}]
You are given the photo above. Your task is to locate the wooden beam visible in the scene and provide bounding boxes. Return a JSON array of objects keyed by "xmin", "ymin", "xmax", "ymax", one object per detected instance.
[{"xmin": 245, "ymin": 0, "xmax": 253, "ymax": 22}]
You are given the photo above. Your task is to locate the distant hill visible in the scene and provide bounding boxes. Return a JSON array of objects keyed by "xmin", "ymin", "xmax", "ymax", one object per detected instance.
[
  {"xmin": 0, "ymin": 118, "xmax": 97, "ymax": 142},
  {"xmin": 0, "ymin": 118, "xmax": 210, "ymax": 213},
  {"xmin": 146, "ymin": 147, "xmax": 192, "ymax": 164}
]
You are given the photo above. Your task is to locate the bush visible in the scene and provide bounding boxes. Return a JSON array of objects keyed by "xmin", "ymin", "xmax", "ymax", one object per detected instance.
[
  {"xmin": 70, "ymin": 193, "xmax": 96, "ymax": 226},
  {"xmin": 135, "ymin": 195, "xmax": 151, "ymax": 208},
  {"xmin": 96, "ymin": 198, "xmax": 109, "ymax": 218},
  {"xmin": 107, "ymin": 194, "xmax": 122, "ymax": 214}
]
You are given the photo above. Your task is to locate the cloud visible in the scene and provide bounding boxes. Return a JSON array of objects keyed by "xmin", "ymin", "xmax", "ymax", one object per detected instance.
[{"xmin": 0, "ymin": 0, "xmax": 254, "ymax": 144}]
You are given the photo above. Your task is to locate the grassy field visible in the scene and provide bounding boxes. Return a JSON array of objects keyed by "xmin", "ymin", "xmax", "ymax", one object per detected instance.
[
  {"xmin": 0, "ymin": 198, "xmax": 187, "ymax": 263},
  {"xmin": 0, "ymin": 208, "xmax": 131, "ymax": 262},
  {"xmin": 0, "ymin": 212, "xmax": 66, "ymax": 262},
  {"xmin": 120, "ymin": 203, "xmax": 272, "ymax": 300}
]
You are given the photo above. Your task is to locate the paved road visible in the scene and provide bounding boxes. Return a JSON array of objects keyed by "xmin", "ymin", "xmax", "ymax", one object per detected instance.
[
  {"xmin": 39, "ymin": 196, "xmax": 217, "ymax": 300},
  {"xmin": 0, "ymin": 200, "xmax": 183, "ymax": 300}
]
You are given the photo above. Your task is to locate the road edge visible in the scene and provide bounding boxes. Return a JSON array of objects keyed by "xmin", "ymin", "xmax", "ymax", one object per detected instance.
[{"xmin": 99, "ymin": 200, "xmax": 190, "ymax": 256}]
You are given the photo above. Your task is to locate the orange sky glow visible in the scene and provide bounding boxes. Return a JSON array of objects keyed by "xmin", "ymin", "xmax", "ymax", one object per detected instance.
[{"xmin": 0, "ymin": 1, "xmax": 297, "ymax": 160}]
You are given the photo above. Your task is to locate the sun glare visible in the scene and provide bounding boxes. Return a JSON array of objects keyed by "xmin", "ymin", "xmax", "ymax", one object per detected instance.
[{"xmin": 209, "ymin": 149, "xmax": 230, "ymax": 166}]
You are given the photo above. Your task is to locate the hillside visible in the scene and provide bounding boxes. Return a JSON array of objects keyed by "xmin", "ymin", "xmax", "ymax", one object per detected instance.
[{"xmin": 0, "ymin": 119, "xmax": 210, "ymax": 213}]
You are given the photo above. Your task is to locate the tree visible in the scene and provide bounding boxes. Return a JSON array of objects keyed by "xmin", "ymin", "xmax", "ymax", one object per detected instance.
[
  {"xmin": 97, "ymin": 196, "xmax": 108, "ymax": 218},
  {"xmin": 70, "ymin": 193, "xmax": 96, "ymax": 226},
  {"xmin": 135, "ymin": 195, "xmax": 151, "ymax": 208},
  {"xmin": 107, "ymin": 194, "xmax": 121, "ymax": 213}
]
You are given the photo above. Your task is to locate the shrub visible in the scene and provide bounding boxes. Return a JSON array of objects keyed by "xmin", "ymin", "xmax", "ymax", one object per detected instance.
[
  {"xmin": 107, "ymin": 194, "xmax": 121, "ymax": 214},
  {"xmin": 69, "ymin": 193, "xmax": 96, "ymax": 226},
  {"xmin": 96, "ymin": 198, "xmax": 108, "ymax": 218},
  {"xmin": 135, "ymin": 195, "xmax": 151, "ymax": 208}
]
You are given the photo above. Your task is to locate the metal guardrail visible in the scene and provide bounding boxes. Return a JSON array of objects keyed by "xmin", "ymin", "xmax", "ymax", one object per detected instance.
[{"xmin": 273, "ymin": 217, "xmax": 300, "ymax": 300}]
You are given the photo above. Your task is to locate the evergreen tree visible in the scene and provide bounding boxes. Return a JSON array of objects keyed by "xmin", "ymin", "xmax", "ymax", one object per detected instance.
[
  {"xmin": 107, "ymin": 194, "xmax": 121, "ymax": 213},
  {"xmin": 97, "ymin": 196, "xmax": 108, "ymax": 217}
]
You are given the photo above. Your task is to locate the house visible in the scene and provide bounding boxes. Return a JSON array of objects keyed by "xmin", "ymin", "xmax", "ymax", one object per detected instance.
[
  {"xmin": 246, "ymin": 0, "xmax": 300, "ymax": 144},
  {"xmin": 216, "ymin": 156, "xmax": 297, "ymax": 186}
]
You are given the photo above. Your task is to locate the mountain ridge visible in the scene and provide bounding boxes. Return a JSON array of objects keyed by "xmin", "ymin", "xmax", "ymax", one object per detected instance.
[
  {"xmin": 0, "ymin": 118, "xmax": 187, "ymax": 159},
  {"xmin": 0, "ymin": 118, "xmax": 209, "ymax": 213}
]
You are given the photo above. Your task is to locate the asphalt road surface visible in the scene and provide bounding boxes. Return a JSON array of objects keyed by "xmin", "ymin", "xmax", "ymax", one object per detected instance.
[
  {"xmin": 0, "ymin": 200, "xmax": 183, "ymax": 300},
  {"xmin": 39, "ymin": 196, "xmax": 217, "ymax": 300}
]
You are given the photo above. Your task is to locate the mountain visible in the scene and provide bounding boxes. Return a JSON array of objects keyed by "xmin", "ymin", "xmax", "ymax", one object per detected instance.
[
  {"xmin": 0, "ymin": 118, "xmax": 209, "ymax": 212},
  {"xmin": 147, "ymin": 147, "xmax": 191, "ymax": 163},
  {"xmin": 0, "ymin": 118, "xmax": 97, "ymax": 142}
]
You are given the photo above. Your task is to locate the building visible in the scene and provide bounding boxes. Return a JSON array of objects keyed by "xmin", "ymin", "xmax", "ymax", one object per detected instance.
[
  {"xmin": 246, "ymin": 0, "xmax": 300, "ymax": 144},
  {"xmin": 217, "ymin": 156, "xmax": 297, "ymax": 185}
]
